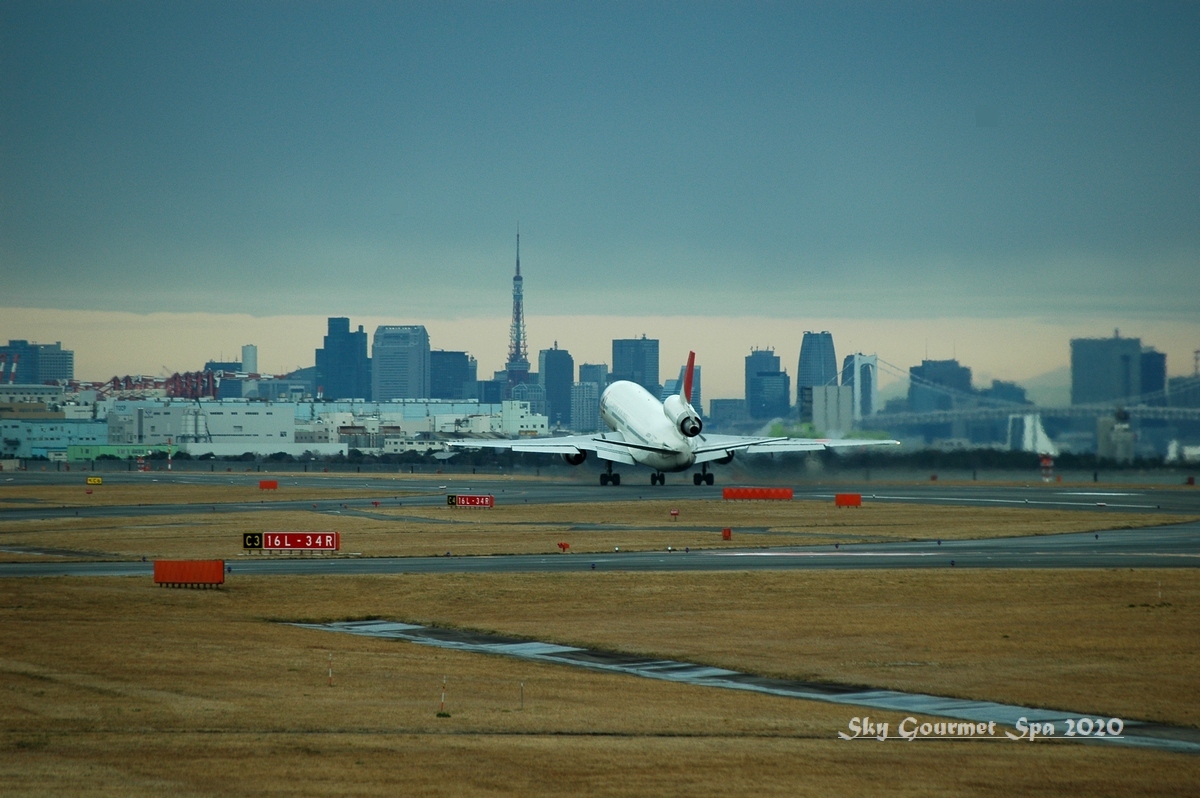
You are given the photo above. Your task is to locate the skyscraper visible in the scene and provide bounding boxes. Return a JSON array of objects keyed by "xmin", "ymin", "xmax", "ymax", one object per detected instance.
[
  {"xmin": 511, "ymin": 382, "xmax": 546, "ymax": 415},
  {"xmin": 538, "ymin": 343, "xmax": 574, "ymax": 428},
  {"xmin": 575, "ymin": 363, "xmax": 608, "ymax": 432},
  {"xmin": 797, "ymin": 331, "xmax": 838, "ymax": 388},
  {"xmin": 578, "ymin": 363, "xmax": 609, "ymax": 388},
  {"xmin": 1071, "ymin": 332, "xmax": 1143, "ymax": 405},
  {"xmin": 314, "ymin": 318, "xmax": 370, "ymax": 400},
  {"xmin": 241, "ymin": 345, "xmax": 258, "ymax": 374},
  {"xmin": 612, "ymin": 336, "xmax": 659, "ymax": 396},
  {"xmin": 1140, "ymin": 347, "xmax": 1167, "ymax": 400},
  {"xmin": 908, "ymin": 359, "xmax": 972, "ymax": 413},
  {"xmin": 430, "ymin": 351, "xmax": 476, "ymax": 400},
  {"xmin": 662, "ymin": 362, "xmax": 702, "ymax": 413},
  {"xmin": 0, "ymin": 340, "xmax": 74, "ymax": 384},
  {"xmin": 372, "ymin": 325, "xmax": 431, "ymax": 401},
  {"xmin": 504, "ymin": 230, "xmax": 530, "ymax": 387},
  {"xmin": 745, "ymin": 348, "xmax": 790, "ymax": 419},
  {"xmin": 570, "ymin": 381, "xmax": 601, "ymax": 432}
]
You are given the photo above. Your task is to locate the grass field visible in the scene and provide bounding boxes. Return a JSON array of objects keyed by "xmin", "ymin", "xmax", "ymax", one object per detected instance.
[
  {"xmin": 2, "ymin": 571, "xmax": 1198, "ymax": 796},
  {"xmin": 2, "ymin": 483, "xmax": 1197, "ymax": 794},
  {"xmin": 0, "ymin": 500, "xmax": 1189, "ymax": 561}
]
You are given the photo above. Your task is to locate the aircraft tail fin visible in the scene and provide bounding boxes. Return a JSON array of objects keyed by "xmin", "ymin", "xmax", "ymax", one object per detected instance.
[{"xmin": 682, "ymin": 351, "xmax": 696, "ymax": 405}]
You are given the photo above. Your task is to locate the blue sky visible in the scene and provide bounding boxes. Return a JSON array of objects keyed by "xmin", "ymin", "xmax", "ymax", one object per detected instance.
[{"xmin": 2, "ymin": 2, "xmax": 1198, "ymax": 389}]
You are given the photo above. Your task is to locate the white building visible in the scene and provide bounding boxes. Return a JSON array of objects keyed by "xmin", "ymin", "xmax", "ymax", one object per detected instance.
[
  {"xmin": 500, "ymin": 400, "xmax": 548, "ymax": 437},
  {"xmin": 108, "ymin": 403, "xmax": 293, "ymax": 447},
  {"xmin": 382, "ymin": 437, "xmax": 447, "ymax": 455},
  {"xmin": 241, "ymin": 344, "xmax": 258, "ymax": 374}
]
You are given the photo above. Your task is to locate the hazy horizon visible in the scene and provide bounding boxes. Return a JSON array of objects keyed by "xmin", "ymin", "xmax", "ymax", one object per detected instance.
[
  {"xmin": 2, "ymin": 306, "xmax": 1194, "ymax": 404},
  {"xmin": 3, "ymin": 3, "xmax": 1197, "ymax": 398}
]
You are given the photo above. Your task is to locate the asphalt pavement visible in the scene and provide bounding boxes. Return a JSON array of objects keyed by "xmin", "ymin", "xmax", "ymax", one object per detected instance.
[
  {"xmin": 3, "ymin": 471, "xmax": 1199, "ymax": 520},
  {"xmin": 3, "ymin": 521, "xmax": 1196, "ymax": 579}
]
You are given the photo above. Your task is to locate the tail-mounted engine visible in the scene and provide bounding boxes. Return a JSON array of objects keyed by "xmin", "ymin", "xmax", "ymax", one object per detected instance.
[
  {"xmin": 562, "ymin": 451, "xmax": 587, "ymax": 466},
  {"xmin": 663, "ymin": 394, "xmax": 703, "ymax": 438}
]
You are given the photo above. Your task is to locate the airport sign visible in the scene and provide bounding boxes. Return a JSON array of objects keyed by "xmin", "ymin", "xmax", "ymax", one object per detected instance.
[
  {"xmin": 86, "ymin": 476, "xmax": 103, "ymax": 485},
  {"xmin": 244, "ymin": 532, "xmax": 340, "ymax": 551},
  {"xmin": 447, "ymin": 494, "xmax": 495, "ymax": 508}
]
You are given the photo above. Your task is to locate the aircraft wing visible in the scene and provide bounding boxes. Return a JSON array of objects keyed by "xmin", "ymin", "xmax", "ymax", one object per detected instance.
[
  {"xmin": 690, "ymin": 434, "xmax": 899, "ymax": 463},
  {"xmin": 446, "ymin": 432, "xmax": 679, "ymax": 466}
]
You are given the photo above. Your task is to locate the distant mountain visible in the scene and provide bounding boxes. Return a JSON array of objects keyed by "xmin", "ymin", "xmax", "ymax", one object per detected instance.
[{"xmin": 1019, "ymin": 366, "xmax": 1070, "ymax": 407}]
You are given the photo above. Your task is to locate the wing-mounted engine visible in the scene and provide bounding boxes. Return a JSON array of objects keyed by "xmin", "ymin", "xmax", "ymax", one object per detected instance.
[
  {"xmin": 562, "ymin": 450, "xmax": 587, "ymax": 466},
  {"xmin": 663, "ymin": 394, "xmax": 703, "ymax": 437}
]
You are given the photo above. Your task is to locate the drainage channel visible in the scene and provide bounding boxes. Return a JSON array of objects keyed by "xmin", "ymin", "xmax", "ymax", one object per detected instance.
[{"xmin": 296, "ymin": 619, "xmax": 1200, "ymax": 755}]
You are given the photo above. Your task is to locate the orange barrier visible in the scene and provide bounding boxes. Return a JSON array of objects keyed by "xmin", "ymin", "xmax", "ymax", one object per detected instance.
[
  {"xmin": 259, "ymin": 480, "xmax": 279, "ymax": 490},
  {"xmin": 722, "ymin": 487, "xmax": 793, "ymax": 501},
  {"xmin": 154, "ymin": 560, "xmax": 225, "ymax": 588},
  {"xmin": 835, "ymin": 493, "xmax": 862, "ymax": 508}
]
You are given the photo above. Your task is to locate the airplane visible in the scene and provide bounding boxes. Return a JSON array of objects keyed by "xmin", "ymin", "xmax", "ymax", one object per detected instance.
[{"xmin": 447, "ymin": 352, "xmax": 899, "ymax": 486}]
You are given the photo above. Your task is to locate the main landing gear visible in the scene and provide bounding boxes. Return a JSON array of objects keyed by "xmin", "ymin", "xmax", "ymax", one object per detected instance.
[
  {"xmin": 600, "ymin": 462, "xmax": 621, "ymax": 486},
  {"xmin": 650, "ymin": 472, "xmax": 665, "ymax": 486},
  {"xmin": 692, "ymin": 463, "xmax": 715, "ymax": 486}
]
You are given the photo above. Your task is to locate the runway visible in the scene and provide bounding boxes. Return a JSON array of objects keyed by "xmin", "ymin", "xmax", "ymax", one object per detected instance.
[
  {"xmin": 3, "ymin": 471, "xmax": 1199, "ymax": 521},
  {"xmin": 3, "ymin": 521, "xmax": 1196, "ymax": 579}
]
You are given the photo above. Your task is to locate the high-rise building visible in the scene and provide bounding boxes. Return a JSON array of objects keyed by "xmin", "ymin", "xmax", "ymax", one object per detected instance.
[
  {"xmin": 0, "ymin": 340, "xmax": 74, "ymax": 384},
  {"xmin": 1141, "ymin": 347, "xmax": 1167, "ymax": 400},
  {"xmin": 663, "ymin": 362, "xmax": 702, "ymax": 412},
  {"xmin": 708, "ymin": 399, "xmax": 748, "ymax": 428},
  {"xmin": 980, "ymin": 380, "xmax": 1029, "ymax": 405},
  {"xmin": 908, "ymin": 359, "xmax": 972, "ymax": 413},
  {"xmin": 1070, "ymin": 332, "xmax": 1143, "ymax": 405},
  {"xmin": 797, "ymin": 331, "xmax": 838, "ymax": 388},
  {"xmin": 241, "ymin": 345, "xmax": 258, "ymax": 374},
  {"xmin": 612, "ymin": 336, "xmax": 659, "ymax": 396},
  {"xmin": 372, "ymin": 326, "xmax": 430, "ymax": 401},
  {"xmin": 579, "ymin": 363, "xmax": 609, "ymax": 388},
  {"xmin": 430, "ymin": 351, "xmax": 476, "ymax": 400},
  {"xmin": 504, "ymin": 230, "xmax": 531, "ymax": 387},
  {"xmin": 315, "ymin": 317, "xmax": 370, "ymax": 400},
  {"xmin": 512, "ymin": 382, "xmax": 546, "ymax": 416},
  {"xmin": 538, "ymin": 344, "xmax": 574, "ymax": 428},
  {"xmin": 745, "ymin": 348, "xmax": 790, "ymax": 419},
  {"xmin": 468, "ymin": 379, "xmax": 505, "ymax": 404},
  {"xmin": 840, "ymin": 353, "xmax": 878, "ymax": 420},
  {"xmin": 570, "ymin": 381, "xmax": 601, "ymax": 432}
]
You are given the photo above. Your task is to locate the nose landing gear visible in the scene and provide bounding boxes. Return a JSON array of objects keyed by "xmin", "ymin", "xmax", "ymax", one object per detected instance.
[{"xmin": 650, "ymin": 472, "xmax": 665, "ymax": 486}]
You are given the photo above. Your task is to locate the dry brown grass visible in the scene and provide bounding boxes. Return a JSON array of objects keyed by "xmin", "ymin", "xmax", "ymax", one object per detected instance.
[
  {"xmin": 4, "ymin": 733, "xmax": 1193, "ymax": 797},
  {"xmin": 1, "ymin": 500, "xmax": 1187, "ymax": 561},
  {"xmin": 0, "ymin": 481, "xmax": 430, "ymax": 508},
  {"xmin": 2, "ymin": 573, "xmax": 1197, "ymax": 795},
  {"xmin": 371, "ymin": 569, "xmax": 1200, "ymax": 729}
]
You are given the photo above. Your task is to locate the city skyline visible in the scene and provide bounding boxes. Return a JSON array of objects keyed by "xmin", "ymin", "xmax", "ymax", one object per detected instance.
[
  {"xmin": 2, "ymin": 306, "xmax": 1197, "ymax": 405},
  {"xmin": 3, "ymin": 3, "xmax": 1198, "ymax": 399}
]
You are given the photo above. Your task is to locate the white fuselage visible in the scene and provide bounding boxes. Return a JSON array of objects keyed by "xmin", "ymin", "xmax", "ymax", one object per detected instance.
[{"xmin": 598, "ymin": 381, "xmax": 697, "ymax": 472}]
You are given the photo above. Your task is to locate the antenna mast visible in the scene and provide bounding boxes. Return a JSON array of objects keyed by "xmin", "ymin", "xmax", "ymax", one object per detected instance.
[{"xmin": 505, "ymin": 226, "xmax": 530, "ymax": 383}]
